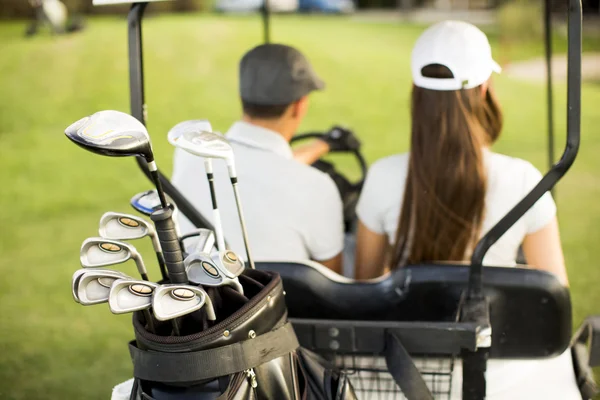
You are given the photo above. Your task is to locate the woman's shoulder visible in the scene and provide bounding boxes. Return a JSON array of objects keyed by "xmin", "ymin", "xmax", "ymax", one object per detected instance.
[
  {"xmin": 486, "ymin": 151, "xmax": 547, "ymax": 198},
  {"xmin": 487, "ymin": 151, "xmax": 538, "ymax": 172},
  {"xmin": 369, "ymin": 153, "xmax": 410, "ymax": 176}
]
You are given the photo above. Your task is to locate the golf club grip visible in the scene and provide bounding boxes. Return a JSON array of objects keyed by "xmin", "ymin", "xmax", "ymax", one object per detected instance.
[{"xmin": 151, "ymin": 208, "xmax": 187, "ymax": 284}]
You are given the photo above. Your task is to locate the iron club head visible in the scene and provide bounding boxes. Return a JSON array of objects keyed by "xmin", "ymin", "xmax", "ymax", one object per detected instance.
[
  {"xmin": 75, "ymin": 269, "xmax": 131, "ymax": 306},
  {"xmin": 80, "ymin": 237, "xmax": 148, "ymax": 280},
  {"xmin": 108, "ymin": 279, "xmax": 158, "ymax": 314},
  {"xmin": 152, "ymin": 284, "xmax": 216, "ymax": 321},
  {"xmin": 185, "ymin": 251, "xmax": 243, "ymax": 294}
]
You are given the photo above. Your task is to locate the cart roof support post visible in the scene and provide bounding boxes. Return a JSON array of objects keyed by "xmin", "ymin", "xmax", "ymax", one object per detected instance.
[
  {"xmin": 467, "ymin": 0, "xmax": 582, "ymax": 300},
  {"xmin": 262, "ymin": 0, "xmax": 271, "ymax": 43},
  {"xmin": 126, "ymin": 2, "xmax": 214, "ymax": 230},
  {"xmin": 544, "ymin": 0, "xmax": 556, "ymax": 194}
]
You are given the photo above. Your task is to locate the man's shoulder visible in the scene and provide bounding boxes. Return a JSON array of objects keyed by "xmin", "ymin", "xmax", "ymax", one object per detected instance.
[{"xmin": 287, "ymin": 160, "xmax": 339, "ymax": 193}]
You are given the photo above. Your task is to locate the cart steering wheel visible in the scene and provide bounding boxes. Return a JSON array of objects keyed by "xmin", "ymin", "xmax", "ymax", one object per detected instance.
[{"xmin": 291, "ymin": 131, "xmax": 368, "ymax": 233}]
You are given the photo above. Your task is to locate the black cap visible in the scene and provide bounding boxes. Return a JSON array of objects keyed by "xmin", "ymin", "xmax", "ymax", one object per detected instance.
[{"xmin": 239, "ymin": 44, "xmax": 325, "ymax": 106}]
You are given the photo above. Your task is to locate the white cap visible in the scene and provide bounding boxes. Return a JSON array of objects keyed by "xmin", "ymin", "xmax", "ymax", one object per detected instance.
[{"xmin": 411, "ymin": 21, "xmax": 501, "ymax": 91}]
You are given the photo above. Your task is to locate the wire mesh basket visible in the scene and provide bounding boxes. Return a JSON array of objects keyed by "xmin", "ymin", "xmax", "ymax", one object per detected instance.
[{"xmin": 328, "ymin": 353, "xmax": 456, "ymax": 400}]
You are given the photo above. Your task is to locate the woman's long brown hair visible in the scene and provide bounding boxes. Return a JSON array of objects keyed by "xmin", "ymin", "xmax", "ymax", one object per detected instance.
[{"xmin": 391, "ymin": 64, "xmax": 503, "ymax": 267}]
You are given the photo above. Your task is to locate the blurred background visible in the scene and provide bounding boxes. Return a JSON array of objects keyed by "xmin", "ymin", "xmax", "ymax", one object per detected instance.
[{"xmin": 0, "ymin": 0, "xmax": 599, "ymax": 399}]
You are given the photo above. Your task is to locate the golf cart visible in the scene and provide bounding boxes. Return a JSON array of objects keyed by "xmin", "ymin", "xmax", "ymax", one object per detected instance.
[{"xmin": 73, "ymin": 0, "xmax": 600, "ymax": 398}]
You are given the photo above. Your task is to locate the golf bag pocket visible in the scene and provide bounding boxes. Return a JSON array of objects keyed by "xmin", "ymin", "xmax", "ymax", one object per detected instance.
[{"xmin": 127, "ymin": 269, "xmax": 356, "ymax": 399}]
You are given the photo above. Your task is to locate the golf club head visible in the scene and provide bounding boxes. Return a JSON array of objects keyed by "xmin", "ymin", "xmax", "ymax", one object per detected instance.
[
  {"xmin": 167, "ymin": 120, "xmax": 213, "ymax": 146},
  {"xmin": 153, "ymin": 284, "xmax": 216, "ymax": 321},
  {"xmin": 130, "ymin": 189, "xmax": 180, "ymax": 237},
  {"xmin": 72, "ymin": 269, "xmax": 87, "ymax": 303},
  {"xmin": 80, "ymin": 237, "xmax": 148, "ymax": 279},
  {"xmin": 64, "ymin": 110, "xmax": 154, "ymax": 161},
  {"xmin": 214, "ymin": 250, "xmax": 245, "ymax": 279},
  {"xmin": 75, "ymin": 269, "xmax": 131, "ymax": 306},
  {"xmin": 185, "ymin": 252, "xmax": 243, "ymax": 294},
  {"xmin": 108, "ymin": 279, "xmax": 158, "ymax": 314},
  {"xmin": 181, "ymin": 229, "xmax": 215, "ymax": 254},
  {"xmin": 99, "ymin": 212, "xmax": 157, "ymax": 244},
  {"xmin": 171, "ymin": 130, "xmax": 235, "ymax": 175}
]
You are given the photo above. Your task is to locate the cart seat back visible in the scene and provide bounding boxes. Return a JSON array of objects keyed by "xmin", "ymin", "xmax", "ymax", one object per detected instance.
[{"xmin": 256, "ymin": 261, "xmax": 572, "ymax": 358}]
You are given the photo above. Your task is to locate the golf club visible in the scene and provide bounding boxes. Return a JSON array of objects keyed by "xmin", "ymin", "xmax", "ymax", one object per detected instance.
[
  {"xmin": 185, "ymin": 251, "xmax": 244, "ymax": 294},
  {"xmin": 80, "ymin": 237, "xmax": 149, "ymax": 281},
  {"xmin": 180, "ymin": 228, "xmax": 215, "ymax": 255},
  {"xmin": 99, "ymin": 212, "xmax": 167, "ymax": 280},
  {"xmin": 75, "ymin": 269, "xmax": 131, "ymax": 305},
  {"xmin": 65, "ymin": 111, "xmax": 188, "ymax": 284},
  {"xmin": 64, "ymin": 110, "xmax": 168, "ymax": 208},
  {"xmin": 130, "ymin": 189, "xmax": 181, "ymax": 236},
  {"xmin": 108, "ymin": 278, "xmax": 158, "ymax": 334},
  {"xmin": 72, "ymin": 269, "xmax": 86, "ymax": 303},
  {"xmin": 153, "ymin": 284, "xmax": 216, "ymax": 322},
  {"xmin": 168, "ymin": 126, "xmax": 255, "ymax": 269}
]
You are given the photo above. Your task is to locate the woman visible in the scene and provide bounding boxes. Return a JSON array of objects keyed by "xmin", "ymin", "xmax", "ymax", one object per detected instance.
[
  {"xmin": 354, "ymin": 20, "xmax": 568, "ymax": 286},
  {"xmin": 353, "ymin": 21, "xmax": 578, "ymax": 400}
]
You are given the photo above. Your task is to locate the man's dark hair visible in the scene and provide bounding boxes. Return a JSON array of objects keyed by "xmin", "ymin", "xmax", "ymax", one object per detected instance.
[{"xmin": 242, "ymin": 100, "xmax": 291, "ymax": 119}]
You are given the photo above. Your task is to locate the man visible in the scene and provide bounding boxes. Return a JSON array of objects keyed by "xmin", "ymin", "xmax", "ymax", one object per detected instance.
[{"xmin": 172, "ymin": 44, "xmax": 358, "ymax": 274}]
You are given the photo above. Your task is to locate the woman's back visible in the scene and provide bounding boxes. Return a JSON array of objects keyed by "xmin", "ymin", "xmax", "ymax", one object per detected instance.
[{"xmin": 356, "ymin": 150, "xmax": 556, "ymax": 267}]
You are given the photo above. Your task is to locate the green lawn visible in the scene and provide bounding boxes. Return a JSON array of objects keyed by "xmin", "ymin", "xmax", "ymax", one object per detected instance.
[{"xmin": 0, "ymin": 13, "xmax": 599, "ymax": 400}]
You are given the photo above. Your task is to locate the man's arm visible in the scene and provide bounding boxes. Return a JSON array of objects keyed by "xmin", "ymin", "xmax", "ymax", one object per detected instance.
[{"xmin": 293, "ymin": 140, "xmax": 329, "ymax": 165}]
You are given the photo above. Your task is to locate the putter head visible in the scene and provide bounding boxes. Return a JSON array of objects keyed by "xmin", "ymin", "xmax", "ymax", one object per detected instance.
[
  {"xmin": 99, "ymin": 212, "xmax": 156, "ymax": 242},
  {"xmin": 185, "ymin": 252, "xmax": 244, "ymax": 294},
  {"xmin": 108, "ymin": 279, "xmax": 158, "ymax": 314},
  {"xmin": 153, "ymin": 284, "xmax": 216, "ymax": 321},
  {"xmin": 64, "ymin": 110, "xmax": 154, "ymax": 161},
  {"xmin": 76, "ymin": 269, "xmax": 130, "ymax": 306},
  {"xmin": 167, "ymin": 120, "xmax": 213, "ymax": 146}
]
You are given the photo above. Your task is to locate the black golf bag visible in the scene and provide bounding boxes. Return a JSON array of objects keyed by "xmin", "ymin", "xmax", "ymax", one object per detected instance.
[{"xmin": 127, "ymin": 268, "xmax": 357, "ymax": 399}]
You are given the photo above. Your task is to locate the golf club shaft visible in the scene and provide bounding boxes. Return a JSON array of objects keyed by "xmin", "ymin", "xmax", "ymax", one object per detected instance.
[
  {"xmin": 231, "ymin": 181, "xmax": 255, "ymax": 269},
  {"xmin": 143, "ymin": 309, "xmax": 156, "ymax": 334},
  {"xmin": 149, "ymin": 235, "xmax": 168, "ymax": 281},
  {"xmin": 155, "ymin": 251, "xmax": 168, "ymax": 281},
  {"xmin": 148, "ymin": 162, "xmax": 168, "ymax": 209},
  {"xmin": 205, "ymin": 160, "xmax": 227, "ymax": 253}
]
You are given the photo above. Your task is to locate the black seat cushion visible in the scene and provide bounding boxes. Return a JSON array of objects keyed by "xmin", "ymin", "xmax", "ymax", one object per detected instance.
[{"xmin": 256, "ymin": 262, "xmax": 572, "ymax": 359}]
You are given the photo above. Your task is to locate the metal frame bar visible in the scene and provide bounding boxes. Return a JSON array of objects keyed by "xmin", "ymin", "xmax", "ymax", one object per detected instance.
[
  {"xmin": 467, "ymin": 0, "xmax": 581, "ymax": 299},
  {"xmin": 544, "ymin": 0, "xmax": 556, "ymax": 184},
  {"xmin": 127, "ymin": 2, "xmax": 214, "ymax": 231},
  {"xmin": 262, "ymin": 0, "xmax": 271, "ymax": 43}
]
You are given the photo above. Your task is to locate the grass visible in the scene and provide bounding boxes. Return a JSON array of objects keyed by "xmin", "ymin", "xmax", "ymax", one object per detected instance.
[{"xmin": 0, "ymin": 12, "xmax": 599, "ymax": 399}]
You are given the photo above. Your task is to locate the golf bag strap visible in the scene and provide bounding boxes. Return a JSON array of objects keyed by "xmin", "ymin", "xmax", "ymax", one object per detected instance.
[
  {"xmin": 129, "ymin": 322, "xmax": 299, "ymax": 383},
  {"xmin": 384, "ymin": 332, "xmax": 434, "ymax": 400}
]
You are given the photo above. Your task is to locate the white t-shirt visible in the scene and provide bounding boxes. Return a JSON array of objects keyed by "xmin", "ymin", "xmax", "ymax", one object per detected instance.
[
  {"xmin": 171, "ymin": 121, "xmax": 344, "ymax": 262},
  {"xmin": 356, "ymin": 151, "xmax": 556, "ymax": 266}
]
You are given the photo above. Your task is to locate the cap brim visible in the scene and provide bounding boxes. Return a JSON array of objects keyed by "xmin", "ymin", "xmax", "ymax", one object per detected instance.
[
  {"xmin": 312, "ymin": 75, "xmax": 326, "ymax": 91},
  {"xmin": 491, "ymin": 59, "xmax": 502, "ymax": 74}
]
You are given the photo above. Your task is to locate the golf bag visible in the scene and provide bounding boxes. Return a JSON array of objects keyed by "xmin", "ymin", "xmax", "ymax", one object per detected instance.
[{"xmin": 127, "ymin": 269, "xmax": 357, "ymax": 399}]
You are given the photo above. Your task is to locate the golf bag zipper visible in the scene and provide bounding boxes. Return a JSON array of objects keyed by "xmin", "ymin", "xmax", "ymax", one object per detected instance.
[{"xmin": 244, "ymin": 368, "xmax": 258, "ymax": 389}]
